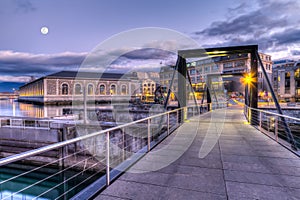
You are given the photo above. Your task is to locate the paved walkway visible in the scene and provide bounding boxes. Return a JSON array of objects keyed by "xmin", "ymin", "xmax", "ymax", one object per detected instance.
[{"xmin": 96, "ymin": 106, "xmax": 300, "ymax": 200}]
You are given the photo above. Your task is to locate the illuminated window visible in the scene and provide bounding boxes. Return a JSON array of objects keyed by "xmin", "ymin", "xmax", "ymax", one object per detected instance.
[
  {"xmin": 295, "ymin": 68, "xmax": 300, "ymax": 78},
  {"xmin": 74, "ymin": 84, "xmax": 82, "ymax": 95},
  {"xmin": 110, "ymin": 84, "xmax": 117, "ymax": 95},
  {"xmin": 87, "ymin": 84, "xmax": 94, "ymax": 95},
  {"xmin": 62, "ymin": 84, "xmax": 68, "ymax": 95},
  {"xmin": 99, "ymin": 84, "xmax": 106, "ymax": 95},
  {"xmin": 121, "ymin": 85, "xmax": 127, "ymax": 95}
]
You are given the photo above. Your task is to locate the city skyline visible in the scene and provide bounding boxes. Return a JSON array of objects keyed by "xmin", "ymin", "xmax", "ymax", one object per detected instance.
[{"xmin": 1, "ymin": 0, "xmax": 300, "ymax": 85}]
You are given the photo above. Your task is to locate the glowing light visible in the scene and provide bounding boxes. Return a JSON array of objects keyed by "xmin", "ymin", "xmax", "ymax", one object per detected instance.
[{"xmin": 241, "ymin": 73, "xmax": 255, "ymax": 86}]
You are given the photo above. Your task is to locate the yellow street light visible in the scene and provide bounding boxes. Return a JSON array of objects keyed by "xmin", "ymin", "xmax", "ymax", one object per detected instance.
[{"xmin": 241, "ymin": 73, "xmax": 255, "ymax": 86}]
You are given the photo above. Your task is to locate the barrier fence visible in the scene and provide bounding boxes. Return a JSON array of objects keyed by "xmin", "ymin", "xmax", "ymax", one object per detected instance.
[
  {"xmin": 244, "ymin": 105, "xmax": 300, "ymax": 153},
  {"xmin": 0, "ymin": 102, "xmax": 227, "ymax": 200}
]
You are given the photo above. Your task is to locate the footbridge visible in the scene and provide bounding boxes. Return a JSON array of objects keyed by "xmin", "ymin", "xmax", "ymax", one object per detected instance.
[{"xmin": 0, "ymin": 45, "xmax": 299, "ymax": 199}]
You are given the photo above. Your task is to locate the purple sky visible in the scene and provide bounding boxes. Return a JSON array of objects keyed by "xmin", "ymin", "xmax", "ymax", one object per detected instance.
[{"xmin": 0, "ymin": 0, "xmax": 300, "ymax": 84}]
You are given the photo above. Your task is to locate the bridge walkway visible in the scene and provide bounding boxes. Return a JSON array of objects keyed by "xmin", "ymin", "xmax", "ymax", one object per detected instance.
[{"xmin": 96, "ymin": 106, "xmax": 300, "ymax": 200}]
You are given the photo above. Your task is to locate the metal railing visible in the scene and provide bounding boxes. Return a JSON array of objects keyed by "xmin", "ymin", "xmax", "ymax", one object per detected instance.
[
  {"xmin": 244, "ymin": 105, "xmax": 300, "ymax": 153},
  {"xmin": 0, "ymin": 117, "xmax": 61, "ymax": 130},
  {"xmin": 0, "ymin": 102, "xmax": 227, "ymax": 200}
]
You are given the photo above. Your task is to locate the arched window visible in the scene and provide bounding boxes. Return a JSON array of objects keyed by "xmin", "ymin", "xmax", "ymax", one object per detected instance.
[
  {"xmin": 87, "ymin": 84, "xmax": 94, "ymax": 95},
  {"xmin": 110, "ymin": 84, "xmax": 116, "ymax": 95},
  {"xmin": 121, "ymin": 85, "xmax": 127, "ymax": 95},
  {"xmin": 99, "ymin": 84, "xmax": 106, "ymax": 95},
  {"xmin": 295, "ymin": 68, "xmax": 300, "ymax": 78},
  {"xmin": 74, "ymin": 83, "xmax": 82, "ymax": 95},
  {"xmin": 62, "ymin": 84, "xmax": 68, "ymax": 95}
]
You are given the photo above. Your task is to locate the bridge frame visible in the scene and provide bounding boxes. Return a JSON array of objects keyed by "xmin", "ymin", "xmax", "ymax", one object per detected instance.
[
  {"xmin": 176, "ymin": 45, "xmax": 297, "ymax": 150},
  {"xmin": 177, "ymin": 45, "xmax": 258, "ymax": 120}
]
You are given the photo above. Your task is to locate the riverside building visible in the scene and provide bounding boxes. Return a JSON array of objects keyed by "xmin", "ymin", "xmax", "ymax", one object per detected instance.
[{"xmin": 18, "ymin": 71, "xmax": 139, "ymax": 104}]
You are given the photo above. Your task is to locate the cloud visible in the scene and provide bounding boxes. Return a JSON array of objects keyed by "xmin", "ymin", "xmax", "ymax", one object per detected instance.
[
  {"xmin": 14, "ymin": 0, "xmax": 36, "ymax": 13},
  {"xmin": 107, "ymin": 48, "xmax": 177, "ymax": 72},
  {"xmin": 0, "ymin": 47, "xmax": 178, "ymax": 81},
  {"xmin": 0, "ymin": 75, "xmax": 31, "ymax": 83},
  {"xmin": 120, "ymin": 48, "xmax": 175, "ymax": 60},
  {"xmin": 192, "ymin": 0, "xmax": 300, "ymax": 60},
  {"xmin": 0, "ymin": 51, "xmax": 87, "ymax": 77},
  {"xmin": 291, "ymin": 50, "xmax": 300, "ymax": 56}
]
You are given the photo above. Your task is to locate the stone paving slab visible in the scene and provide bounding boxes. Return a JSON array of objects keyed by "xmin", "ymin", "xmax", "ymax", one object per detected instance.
[{"xmin": 97, "ymin": 106, "xmax": 300, "ymax": 200}]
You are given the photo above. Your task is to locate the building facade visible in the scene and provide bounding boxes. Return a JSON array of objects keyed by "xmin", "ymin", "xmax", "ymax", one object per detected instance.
[
  {"xmin": 272, "ymin": 60, "xmax": 300, "ymax": 102},
  {"xmin": 159, "ymin": 52, "xmax": 272, "ymax": 100},
  {"xmin": 19, "ymin": 71, "xmax": 139, "ymax": 104}
]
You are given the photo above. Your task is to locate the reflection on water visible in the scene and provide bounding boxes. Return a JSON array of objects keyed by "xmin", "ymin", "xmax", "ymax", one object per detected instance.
[
  {"xmin": 0, "ymin": 99, "xmax": 65, "ymax": 118},
  {"xmin": 0, "ymin": 99, "xmax": 111, "ymax": 118}
]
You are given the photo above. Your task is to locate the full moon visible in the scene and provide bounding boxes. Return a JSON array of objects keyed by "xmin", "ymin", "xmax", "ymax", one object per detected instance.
[{"xmin": 41, "ymin": 27, "xmax": 49, "ymax": 35}]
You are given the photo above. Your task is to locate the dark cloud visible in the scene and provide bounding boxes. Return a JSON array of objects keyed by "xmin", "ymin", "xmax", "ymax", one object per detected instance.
[
  {"xmin": 14, "ymin": 0, "xmax": 36, "ymax": 13},
  {"xmin": 272, "ymin": 29, "xmax": 300, "ymax": 45},
  {"xmin": 119, "ymin": 48, "xmax": 175, "ymax": 60},
  {"xmin": 192, "ymin": 0, "xmax": 300, "ymax": 57},
  {"xmin": 196, "ymin": 9, "xmax": 287, "ymax": 37},
  {"xmin": 0, "ymin": 51, "xmax": 87, "ymax": 77},
  {"xmin": 291, "ymin": 50, "xmax": 300, "ymax": 56}
]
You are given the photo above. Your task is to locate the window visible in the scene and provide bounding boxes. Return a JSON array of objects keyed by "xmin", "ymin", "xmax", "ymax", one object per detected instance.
[
  {"xmin": 223, "ymin": 62, "xmax": 233, "ymax": 68},
  {"xmin": 99, "ymin": 84, "xmax": 106, "ymax": 95},
  {"xmin": 87, "ymin": 84, "xmax": 94, "ymax": 95},
  {"xmin": 121, "ymin": 85, "xmax": 127, "ymax": 95},
  {"xmin": 205, "ymin": 66, "xmax": 210, "ymax": 72},
  {"xmin": 235, "ymin": 61, "xmax": 245, "ymax": 67},
  {"xmin": 295, "ymin": 68, "xmax": 300, "ymax": 78},
  {"xmin": 74, "ymin": 84, "xmax": 82, "ymax": 95},
  {"xmin": 110, "ymin": 84, "xmax": 116, "ymax": 95},
  {"xmin": 190, "ymin": 69, "xmax": 196, "ymax": 75},
  {"xmin": 62, "ymin": 84, "xmax": 68, "ymax": 95},
  {"xmin": 212, "ymin": 65, "xmax": 219, "ymax": 72}
]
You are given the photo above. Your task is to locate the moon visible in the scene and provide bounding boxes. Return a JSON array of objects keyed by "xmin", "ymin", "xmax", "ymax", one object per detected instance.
[{"xmin": 41, "ymin": 27, "xmax": 49, "ymax": 35}]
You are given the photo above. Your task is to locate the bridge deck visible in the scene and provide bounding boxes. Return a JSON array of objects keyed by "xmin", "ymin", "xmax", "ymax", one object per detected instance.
[{"xmin": 96, "ymin": 106, "xmax": 300, "ymax": 200}]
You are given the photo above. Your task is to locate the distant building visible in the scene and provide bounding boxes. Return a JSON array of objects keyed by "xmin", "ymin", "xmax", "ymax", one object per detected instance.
[
  {"xmin": 18, "ymin": 71, "xmax": 139, "ymax": 104},
  {"xmin": 159, "ymin": 52, "xmax": 272, "ymax": 100},
  {"xmin": 272, "ymin": 60, "xmax": 300, "ymax": 102}
]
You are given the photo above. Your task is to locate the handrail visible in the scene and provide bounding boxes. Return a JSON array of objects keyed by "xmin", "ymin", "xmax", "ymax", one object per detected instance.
[
  {"xmin": 247, "ymin": 105, "xmax": 300, "ymax": 122},
  {"xmin": 244, "ymin": 104, "xmax": 299, "ymax": 152},
  {"xmin": 0, "ymin": 101, "xmax": 228, "ymax": 200},
  {"xmin": 0, "ymin": 103, "xmax": 211, "ymax": 167}
]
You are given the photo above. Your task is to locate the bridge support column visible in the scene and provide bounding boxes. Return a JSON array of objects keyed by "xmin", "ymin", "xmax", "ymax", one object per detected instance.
[
  {"xmin": 177, "ymin": 55, "xmax": 187, "ymax": 123},
  {"xmin": 250, "ymin": 48, "xmax": 258, "ymax": 125}
]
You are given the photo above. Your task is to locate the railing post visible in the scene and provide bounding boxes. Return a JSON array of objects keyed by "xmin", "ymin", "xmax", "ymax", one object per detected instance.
[
  {"xmin": 122, "ymin": 128, "xmax": 125, "ymax": 161},
  {"xmin": 167, "ymin": 112, "xmax": 170, "ymax": 135},
  {"xmin": 259, "ymin": 111, "xmax": 262, "ymax": 130},
  {"xmin": 106, "ymin": 131, "xmax": 110, "ymax": 186},
  {"xmin": 176, "ymin": 110, "xmax": 179, "ymax": 127},
  {"xmin": 147, "ymin": 118, "xmax": 151, "ymax": 152},
  {"xmin": 275, "ymin": 116, "xmax": 278, "ymax": 142}
]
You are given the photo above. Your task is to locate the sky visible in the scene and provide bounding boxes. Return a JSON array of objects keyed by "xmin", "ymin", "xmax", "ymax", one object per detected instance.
[{"xmin": 0, "ymin": 0, "xmax": 300, "ymax": 88}]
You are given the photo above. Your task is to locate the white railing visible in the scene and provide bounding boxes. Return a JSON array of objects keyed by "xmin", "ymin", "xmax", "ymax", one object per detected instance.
[
  {"xmin": 0, "ymin": 102, "xmax": 227, "ymax": 200},
  {"xmin": 244, "ymin": 105, "xmax": 300, "ymax": 153}
]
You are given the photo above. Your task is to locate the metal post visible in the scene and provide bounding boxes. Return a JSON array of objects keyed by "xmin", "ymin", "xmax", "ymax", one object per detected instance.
[
  {"xmin": 176, "ymin": 110, "xmax": 179, "ymax": 127},
  {"xmin": 83, "ymin": 86, "xmax": 87, "ymax": 124},
  {"xmin": 167, "ymin": 112, "xmax": 170, "ymax": 135},
  {"xmin": 147, "ymin": 119, "xmax": 151, "ymax": 151},
  {"xmin": 255, "ymin": 51, "xmax": 297, "ymax": 150},
  {"xmin": 275, "ymin": 117, "xmax": 278, "ymax": 142},
  {"xmin": 259, "ymin": 111, "xmax": 262, "ymax": 130},
  {"xmin": 250, "ymin": 48, "xmax": 258, "ymax": 125},
  {"xmin": 177, "ymin": 55, "xmax": 187, "ymax": 123},
  {"xmin": 122, "ymin": 128, "xmax": 125, "ymax": 161},
  {"xmin": 106, "ymin": 131, "xmax": 110, "ymax": 186}
]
